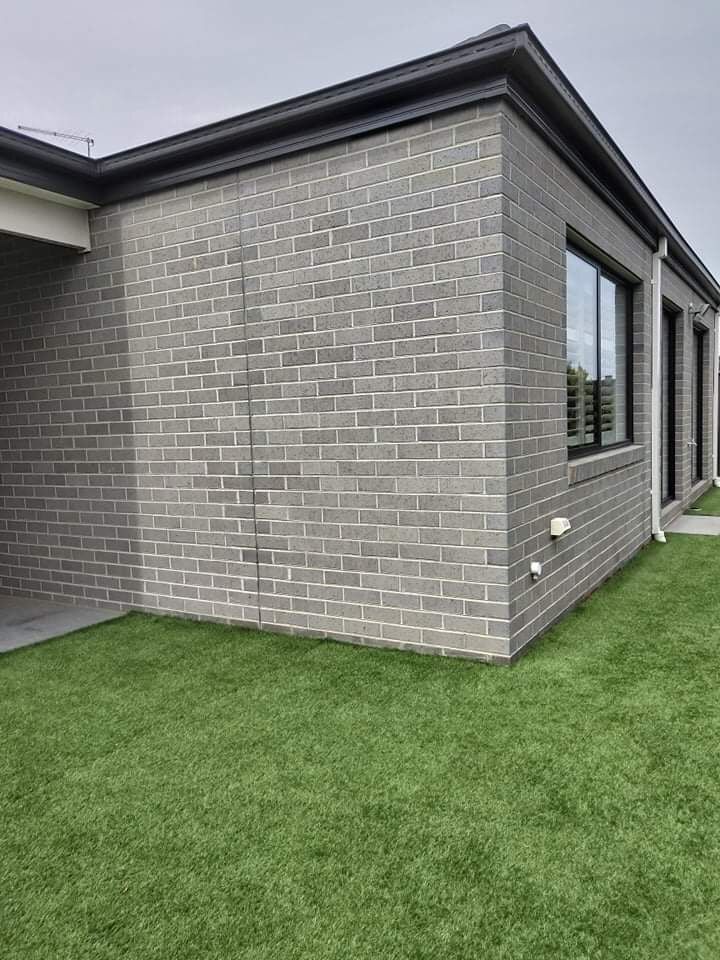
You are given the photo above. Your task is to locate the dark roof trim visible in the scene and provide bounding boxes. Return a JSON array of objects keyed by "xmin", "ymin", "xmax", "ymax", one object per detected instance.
[
  {"xmin": 505, "ymin": 31, "xmax": 720, "ymax": 306},
  {"xmin": 1, "ymin": 23, "xmax": 718, "ymax": 302},
  {"xmin": 99, "ymin": 76, "xmax": 511, "ymax": 203},
  {"xmin": 504, "ymin": 80, "xmax": 655, "ymax": 248},
  {"xmin": 0, "ymin": 24, "xmax": 522, "ymax": 206},
  {"xmin": 100, "ymin": 28, "xmax": 521, "ymax": 173},
  {"xmin": 665, "ymin": 252, "xmax": 717, "ymax": 309},
  {"xmin": 0, "ymin": 127, "xmax": 101, "ymax": 204}
]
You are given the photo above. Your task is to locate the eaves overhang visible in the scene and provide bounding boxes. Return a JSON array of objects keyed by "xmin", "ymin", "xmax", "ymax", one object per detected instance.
[{"xmin": 1, "ymin": 23, "xmax": 718, "ymax": 303}]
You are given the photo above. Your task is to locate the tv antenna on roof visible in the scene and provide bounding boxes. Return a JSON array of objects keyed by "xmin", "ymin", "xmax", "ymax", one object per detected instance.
[{"xmin": 17, "ymin": 125, "xmax": 94, "ymax": 157}]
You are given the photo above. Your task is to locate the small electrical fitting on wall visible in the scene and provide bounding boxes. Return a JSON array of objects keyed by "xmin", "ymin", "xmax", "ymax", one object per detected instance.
[
  {"xmin": 550, "ymin": 517, "xmax": 572, "ymax": 539},
  {"xmin": 530, "ymin": 561, "xmax": 542, "ymax": 581}
]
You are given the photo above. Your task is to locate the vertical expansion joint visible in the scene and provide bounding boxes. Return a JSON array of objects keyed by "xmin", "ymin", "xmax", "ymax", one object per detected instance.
[{"xmin": 235, "ymin": 169, "xmax": 263, "ymax": 629}]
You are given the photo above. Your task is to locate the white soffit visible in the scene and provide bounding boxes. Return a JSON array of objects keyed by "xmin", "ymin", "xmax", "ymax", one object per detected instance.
[{"xmin": 0, "ymin": 177, "xmax": 95, "ymax": 251}]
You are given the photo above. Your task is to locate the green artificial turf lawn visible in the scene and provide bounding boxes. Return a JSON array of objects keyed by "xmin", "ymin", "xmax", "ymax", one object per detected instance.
[
  {"xmin": 687, "ymin": 485, "xmax": 720, "ymax": 516},
  {"xmin": 2, "ymin": 535, "xmax": 720, "ymax": 960}
]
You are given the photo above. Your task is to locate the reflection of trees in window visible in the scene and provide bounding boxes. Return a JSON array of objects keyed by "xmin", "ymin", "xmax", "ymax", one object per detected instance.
[
  {"xmin": 567, "ymin": 364, "xmax": 618, "ymax": 442},
  {"xmin": 600, "ymin": 375, "xmax": 617, "ymax": 437},
  {"xmin": 567, "ymin": 364, "xmax": 595, "ymax": 445}
]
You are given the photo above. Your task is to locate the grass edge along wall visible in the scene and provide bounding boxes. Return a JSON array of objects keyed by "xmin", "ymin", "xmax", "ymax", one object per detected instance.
[{"xmin": 0, "ymin": 26, "xmax": 718, "ymax": 663}]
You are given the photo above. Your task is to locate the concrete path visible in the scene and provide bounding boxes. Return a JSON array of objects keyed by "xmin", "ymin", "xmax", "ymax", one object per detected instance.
[
  {"xmin": 0, "ymin": 597, "xmax": 123, "ymax": 653},
  {"xmin": 666, "ymin": 515, "xmax": 720, "ymax": 536}
]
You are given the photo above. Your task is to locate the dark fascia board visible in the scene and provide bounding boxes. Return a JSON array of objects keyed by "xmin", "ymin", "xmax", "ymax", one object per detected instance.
[
  {"xmin": 98, "ymin": 26, "xmax": 521, "ymax": 178},
  {"xmin": 97, "ymin": 76, "xmax": 511, "ymax": 202},
  {"xmin": 503, "ymin": 29, "xmax": 720, "ymax": 307},
  {"xmin": 0, "ymin": 127, "xmax": 100, "ymax": 204},
  {"xmin": 0, "ymin": 25, "xmax": 522, "ymax": 201},
  {"xmin": 0, "ymin": 23, "xmax": 718, "ymax": 303}
]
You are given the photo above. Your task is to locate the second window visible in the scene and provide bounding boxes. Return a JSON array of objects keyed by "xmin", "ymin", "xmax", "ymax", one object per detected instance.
[{"xmin": 566, "ymin": 246, "xmax": 632, "ymax": 453}]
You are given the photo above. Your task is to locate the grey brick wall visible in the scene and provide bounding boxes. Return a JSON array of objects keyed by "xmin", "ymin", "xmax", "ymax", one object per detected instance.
[
  {"xmin": 0, "ymin": 190, "xmax": 260, "ymax": 626},
  {"xmin": 242, "ymin": 110, "xmax": 512, "ymax": 658},
  {"xmin": 0, "ymin": 103, "xmax": 516, "ymax": 661},
  {"xmin": 0, "ymin": 99, "xmax": 715, "ymax": 662},
  {"xmin": 497, "ymin": 103, "xmax": 716, "ymax": 658}
]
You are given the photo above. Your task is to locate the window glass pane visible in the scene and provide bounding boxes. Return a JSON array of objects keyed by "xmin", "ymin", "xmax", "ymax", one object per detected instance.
[
  {"xmin": 566, "ymin": 251, "xmax": 598, "ymax": 447},
  {"xmin": 599, "ymin": 274, "xmax": 628, "ymax": 445}
]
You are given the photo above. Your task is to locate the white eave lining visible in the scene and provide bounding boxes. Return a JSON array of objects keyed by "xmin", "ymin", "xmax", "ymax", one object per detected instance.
[
  {"xmin": 0, "ymin": 176, "xmax": 95, "ymax": 251},
  {"xmin": 0, "ymin": 176, "xmax": 96, "ymax": 209}
]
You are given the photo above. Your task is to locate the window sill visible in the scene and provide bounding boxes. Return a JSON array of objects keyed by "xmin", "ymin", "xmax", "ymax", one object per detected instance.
[{"xmin": 568, "ymin": 444, "xmax": 645, "ymax": 485}]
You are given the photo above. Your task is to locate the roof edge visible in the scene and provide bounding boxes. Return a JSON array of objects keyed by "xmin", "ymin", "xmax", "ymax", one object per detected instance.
[
  {"xmin": 512, "ymin": 26, "xmax": 720, "ymax": 304},
  {"xmin": 0, "ymin": 23, "xmax": 717, "ymax": 302},
  {"xmin": 98, "ymin": 24, "xmax": 524, "ymax": 169}
]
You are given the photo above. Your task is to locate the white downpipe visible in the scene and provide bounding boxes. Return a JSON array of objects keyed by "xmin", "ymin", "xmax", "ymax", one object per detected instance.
[
  {"xmin": 651, "ymin": 237, "xmax": 668, "ymax": 542},
  {"xmin": 713, "ymin": 309, "xmax": 720, "ymax": 487}
]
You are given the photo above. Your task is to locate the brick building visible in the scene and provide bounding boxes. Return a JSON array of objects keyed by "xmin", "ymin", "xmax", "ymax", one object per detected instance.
[{"xmin": 1, "ymin": 24, "xmax": 718, "ymax": 662}]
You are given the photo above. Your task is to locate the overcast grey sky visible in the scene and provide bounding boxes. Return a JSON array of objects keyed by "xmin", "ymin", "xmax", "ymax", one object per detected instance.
[{"xmin": 2, "ymin": 0, "xmax": 718, "ymax": 273}]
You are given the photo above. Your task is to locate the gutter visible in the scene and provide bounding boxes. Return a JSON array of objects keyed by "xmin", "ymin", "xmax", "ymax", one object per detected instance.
[
  {"xmin": 651, "ymin": 237, "xmax": 668, "ymax": 542},
  {"xmin": 99, "ymin": 28, "xmax": 523, "ymax": 175}
]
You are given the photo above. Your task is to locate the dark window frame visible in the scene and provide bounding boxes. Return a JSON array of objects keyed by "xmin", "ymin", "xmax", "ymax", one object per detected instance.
[
  {"xmin": 566, "ymin": 244, "xmax": 634, "ymax": 458},
  {"xmin": 692, "ymin": 324, "xmax": 707, "ymax": 483},
  {"xmin": 661, "ymin": 307, "xmax": 677, "ymax": 505}
]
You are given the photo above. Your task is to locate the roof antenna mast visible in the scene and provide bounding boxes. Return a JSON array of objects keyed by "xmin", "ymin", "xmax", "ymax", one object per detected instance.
[{"xmin": 17, "ymin": 125, "xmax": 94, "ymax": 157}]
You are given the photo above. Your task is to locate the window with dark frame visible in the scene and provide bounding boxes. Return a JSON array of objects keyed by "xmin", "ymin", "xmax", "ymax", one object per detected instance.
[
  {"xmin": 566, "ymin": 246, "xmax": 633, "ymax": 454},
  {"xmin": 691, "ymin": 325, "xmax": 706, "ymax": 483},
  {"xmin": 661, "ymin": 309, "xmax": 676, "ymax": 504}
]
